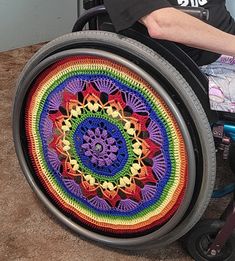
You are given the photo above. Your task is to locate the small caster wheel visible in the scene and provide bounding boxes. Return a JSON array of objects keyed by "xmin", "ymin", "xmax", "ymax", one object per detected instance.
[{"xmin": 183, "ymin": 220, "xmax": 235, "ymax": 261}]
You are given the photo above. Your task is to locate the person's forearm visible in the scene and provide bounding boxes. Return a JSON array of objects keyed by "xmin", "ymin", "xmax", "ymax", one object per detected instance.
[{"xmin": 141, "ymin": 7, "xmax": 235, "ymax": 56}]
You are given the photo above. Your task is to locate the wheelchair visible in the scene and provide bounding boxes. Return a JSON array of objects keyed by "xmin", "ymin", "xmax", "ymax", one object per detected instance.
[{"xmin": 13, "ymin": 1, "xmax": 235, "ymax": 260}]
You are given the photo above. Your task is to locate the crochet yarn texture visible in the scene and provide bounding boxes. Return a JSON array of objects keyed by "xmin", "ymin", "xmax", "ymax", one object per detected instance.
[{"xmin": 25, "ymin": 56, "xmax": 188, "ymax": 237}]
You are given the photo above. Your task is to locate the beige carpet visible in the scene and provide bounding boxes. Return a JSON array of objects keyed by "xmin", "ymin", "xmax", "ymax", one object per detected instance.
[{"xmin": 0, "ymin": 44, "xmax": 233, "ymax": 261}]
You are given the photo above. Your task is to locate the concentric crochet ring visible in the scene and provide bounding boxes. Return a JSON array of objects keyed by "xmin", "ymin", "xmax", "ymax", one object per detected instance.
[{"xmin": 25, "ymin": 55, "xmax": 188, "ymax": 237}]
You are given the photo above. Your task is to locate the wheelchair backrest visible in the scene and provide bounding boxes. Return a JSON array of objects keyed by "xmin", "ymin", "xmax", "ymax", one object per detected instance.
[{"xmin": 83, "ymin": 0, "xmax": 103, "ymax": 10}]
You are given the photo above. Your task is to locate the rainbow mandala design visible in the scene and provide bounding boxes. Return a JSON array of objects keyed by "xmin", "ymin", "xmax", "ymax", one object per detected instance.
[{"xmin": 25, "ymin": 56, "xmax": 188, "ymax": 237}]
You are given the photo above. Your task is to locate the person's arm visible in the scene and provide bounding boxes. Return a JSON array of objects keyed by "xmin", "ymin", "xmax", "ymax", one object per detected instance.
[{"xmin": 141, "ymin": 7, "xmax": 235, "ymax": 56}]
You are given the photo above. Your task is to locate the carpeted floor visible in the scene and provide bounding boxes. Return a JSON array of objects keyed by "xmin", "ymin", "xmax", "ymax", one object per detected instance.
[{"xmin": 0, "ymin": 44, "xmax": 234, "ymax": 261}]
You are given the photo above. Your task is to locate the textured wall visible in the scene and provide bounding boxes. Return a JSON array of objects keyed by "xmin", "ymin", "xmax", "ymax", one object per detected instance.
[
  {"xmin": 0, "ymin": 0, "xmax": 77, "ymax": 51},
  {"xmin": 227, "ymin": 0, "xmax": 235, "ymax": 17}
]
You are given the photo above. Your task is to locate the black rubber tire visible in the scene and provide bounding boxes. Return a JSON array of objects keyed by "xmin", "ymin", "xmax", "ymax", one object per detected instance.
[
  {"xmin": 13, "ymin": 31, "xmax": 216, "ymax": 249},
  {"xmin": 183, "ymin": 220, "xmax": 235, "ymax": 261}
]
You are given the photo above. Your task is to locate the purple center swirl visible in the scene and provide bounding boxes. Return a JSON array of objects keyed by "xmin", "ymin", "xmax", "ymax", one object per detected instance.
[{"xmin": 81, "ymin": 127, "xmax": 119, "ymax": 167}]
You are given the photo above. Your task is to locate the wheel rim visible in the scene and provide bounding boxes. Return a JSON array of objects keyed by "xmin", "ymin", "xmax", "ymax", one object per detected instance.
[{"xmin": 15, "ymin": 49, "xmax": 196, "ymax": 245}]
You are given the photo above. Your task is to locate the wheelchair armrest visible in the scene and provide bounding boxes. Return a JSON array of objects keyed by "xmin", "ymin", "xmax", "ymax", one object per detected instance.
[{"xmin": 175, "ymin": 6, "xmax": 209, "ymax": 21}]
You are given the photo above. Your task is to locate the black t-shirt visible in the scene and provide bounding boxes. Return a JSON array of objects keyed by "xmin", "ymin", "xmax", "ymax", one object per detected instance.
[{"xmin": 104, "ymin": 0, "xmax": 235, "ymax": 65}]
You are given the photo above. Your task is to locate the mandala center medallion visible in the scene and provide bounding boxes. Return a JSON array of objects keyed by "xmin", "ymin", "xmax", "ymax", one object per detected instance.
[
  {"xmin": 81, "ymin": 126, "xmax": 119, "ymax": 167},
  {"xmin": 74, "ymin": 117, "xmax": 129, "ymax": 176}
]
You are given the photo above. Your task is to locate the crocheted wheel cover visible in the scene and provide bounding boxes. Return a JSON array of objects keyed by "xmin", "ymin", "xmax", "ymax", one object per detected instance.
[{"xmin": 25, "ymin": 56, "xmax": 188, "ymax": 237}]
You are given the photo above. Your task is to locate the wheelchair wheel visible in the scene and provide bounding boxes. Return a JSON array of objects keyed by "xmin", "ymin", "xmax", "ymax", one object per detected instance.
[
  {"xmin": 183, "ymin": 220, "xmax": 235, "ymax": 261},
  {"xmin": 13, "ymin": 31, "xmax": 216, "ymax": 249}
]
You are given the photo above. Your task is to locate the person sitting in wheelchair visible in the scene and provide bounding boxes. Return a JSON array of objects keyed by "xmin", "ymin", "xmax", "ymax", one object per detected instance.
[
  {"xmin": 13, "ymin": 1, "xmax": 235, "ymax": 260},
  {"xmin": 104, "ymin": 0, "xmax": 235, "ymax": 113}
]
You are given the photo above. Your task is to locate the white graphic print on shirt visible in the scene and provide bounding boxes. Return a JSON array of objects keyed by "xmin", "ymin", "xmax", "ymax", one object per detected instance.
[{"xmin": 177, "ymin": 0, "xmax": 208, "ymax": 7}]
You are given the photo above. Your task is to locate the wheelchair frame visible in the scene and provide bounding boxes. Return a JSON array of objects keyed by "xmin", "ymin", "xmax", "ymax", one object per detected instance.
[{"xmin": 74, "ymin": 1, "xmax": 235, "ymax": 259}]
